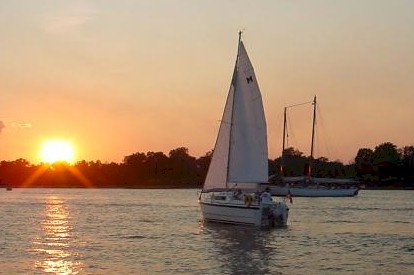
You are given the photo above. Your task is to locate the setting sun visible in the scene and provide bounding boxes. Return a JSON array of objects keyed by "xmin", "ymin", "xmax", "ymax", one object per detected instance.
[{"xmin": 40, "ymin": 140, "xmax": 75, "ymax": 164}]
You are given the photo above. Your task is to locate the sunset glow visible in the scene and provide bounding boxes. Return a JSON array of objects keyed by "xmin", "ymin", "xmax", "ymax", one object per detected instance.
[
  {"xmin": 40, "ymin": 140, "xmax": 75, "ymax": 164},
  {"xmin": 1, "ymin": 1, "xmax": 414, "ymax": 164}
]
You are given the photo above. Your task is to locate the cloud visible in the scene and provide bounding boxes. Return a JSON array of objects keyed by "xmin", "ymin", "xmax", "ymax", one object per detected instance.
[
  {"xmin": 43, "ymin": 3, "xmax": 100, "ymax": 34},
  {"xmin": 45, "ymin": 16, "xmax": 93, "ymax": 34},
  {"xmin": 0, "ymin": 121, "xmax": 5, "ymax": 133},
  {"xmin": 0, "ymin": 121, "xmax": 32, "ymax": 133},
  {"xmin": 10, "ymin": 122, "xmax": 32, "ymax": 129}
]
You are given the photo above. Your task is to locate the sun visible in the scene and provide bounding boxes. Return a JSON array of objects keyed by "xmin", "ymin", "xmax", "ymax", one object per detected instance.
[{"xmin": 40, "ymin": 140, "xmax": 75, "ymax": 164}]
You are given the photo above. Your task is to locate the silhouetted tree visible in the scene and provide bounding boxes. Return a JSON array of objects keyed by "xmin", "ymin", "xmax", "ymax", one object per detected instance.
[
  {"xmin": 145, "ymin": 151, "xmax": 169, "ymax": 177},
  {"xmin": 282, "ymin": 147, "xmax": 308, "ymax": 176},
  {"xmin": 168, "ymin": 147, "xmax": 196, "ymax": 180},
  {"xmin": 401, "ymin": 145, "xmax": 414, "ymax": 182},
  {"xmin": 123, "ymin": 152, "xmax": 148, "ymax": 184},
  {"xmin": 373, "ymin": 142, "xmax": 401, "ymax": 180},
  {"xmin": 196, "ymin": 151, "xmax": 212, "ymax": 182},
  {"xmin": 355, "ymin": 148, "xmax": 375, "ymax": 181}
]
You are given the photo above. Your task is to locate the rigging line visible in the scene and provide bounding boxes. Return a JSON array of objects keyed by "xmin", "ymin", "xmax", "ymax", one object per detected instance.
[
  {"xmin": 286, "ymin": 100, "xmax": 314, "ymax": 109},
  {"xmin": 286, "ymin": 111, "xmax": 295, "ymax": 149},
  {"xmin": 284, "ymin": 100, "xmax": 315, "ymax": 157},
  {"xmin": 316, "ymin": 103, "xmax": 334, "ymax": 161},
  {"xmin": 284, "ymin": 99, "xmax": 314, "ymax": 152}
]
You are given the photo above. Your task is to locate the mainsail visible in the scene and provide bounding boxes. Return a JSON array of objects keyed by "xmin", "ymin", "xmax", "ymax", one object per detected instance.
[{"xmin": 203, "ymin": 38, "xmax": 268, "ymax": 192}]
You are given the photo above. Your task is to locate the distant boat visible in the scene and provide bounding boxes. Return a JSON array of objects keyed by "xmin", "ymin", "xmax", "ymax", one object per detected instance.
[
  {"xmin": 199, "ymin": 32, "xmax": 289, "ymax": 227},
  {"xmin": 269, "ymin": 96, "xmax": 359, "ymax": 197},
  {"xmin": 270, "ymin": 176, "xmax": 359, "ymax": 197}
]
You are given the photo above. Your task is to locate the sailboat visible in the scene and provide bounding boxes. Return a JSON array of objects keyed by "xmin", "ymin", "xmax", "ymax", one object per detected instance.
[
  {"xmin": 199, "ymin": 33, "xmax": 289, "ymax": 227},
  {"xmin": 269, "ymin": 96, "xmax": 359, "ymax": 197}
]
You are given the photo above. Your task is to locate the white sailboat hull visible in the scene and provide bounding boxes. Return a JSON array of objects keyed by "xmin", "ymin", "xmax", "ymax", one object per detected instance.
[
  {"xmin": 199, "ymin": 192, "xmax": 289, "ymax": 227},
  {"xmin": 200, "ymin": 202, "xmax": 261, "ymax": 225},
  {"xmin": 269, "ymin": 186, "xmax": 359, "ymax": 197}
]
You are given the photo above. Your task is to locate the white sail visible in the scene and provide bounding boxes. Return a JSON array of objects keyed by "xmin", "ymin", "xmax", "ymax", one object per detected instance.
[
  {"xmin": 202, "ymin": 75, "xmax": 235, "ymax": 191},
  {"xmin": 228, "ymin": 42, "xmax": 268, "ymax": 184},
  {"xmin": 203, "ymin": 40, "xmax": 268, "ymax": 192}
]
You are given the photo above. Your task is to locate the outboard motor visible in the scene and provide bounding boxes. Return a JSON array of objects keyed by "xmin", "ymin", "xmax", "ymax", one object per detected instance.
[{"xmin": 272, "ymin": 203, "xmax": 289, "ymax": 227}]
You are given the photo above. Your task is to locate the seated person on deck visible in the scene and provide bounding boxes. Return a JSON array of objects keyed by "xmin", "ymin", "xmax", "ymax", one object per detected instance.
[
  {"xmin": 233, "ymin": 189, "xmax": 242, "ymax": 199},
  {"xmin": 260, "ymin": 187, "xmax": 272, "ymax": 204}
]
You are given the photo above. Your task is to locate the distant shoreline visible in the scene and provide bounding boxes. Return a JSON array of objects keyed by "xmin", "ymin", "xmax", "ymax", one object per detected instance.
[{"xmin": 2, "ymin": 186, "xmax": 413, "ymax": 190}]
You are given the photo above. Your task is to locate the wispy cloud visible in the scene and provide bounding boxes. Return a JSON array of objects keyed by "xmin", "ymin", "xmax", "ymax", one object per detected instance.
[
  {"xmin": 0, "ymin": 121, "xmax": 33, "ymax": 134},
  {"xmin": 43, "ymin": 3, "xmax": 100, "ymax": 34},
  {"xmin": 10, "ymin": 122, "xmax": 32, "ymax": 129},
  {"xmin": 0, "ymin": 121, "xmax": 5, "ymax": 133}
]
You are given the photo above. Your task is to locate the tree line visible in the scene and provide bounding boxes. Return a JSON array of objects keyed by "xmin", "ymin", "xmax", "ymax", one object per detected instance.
[
  {"xmin": 0, "ymin": 142, "xmax": 413, "ymax": 189},
  {"xmin": 0, "ymin": 147, "xmax": 209, "ymax": 188},
  {"xmin": 273, "ymin": 142, "xmax": 414, "ymax": 188}
]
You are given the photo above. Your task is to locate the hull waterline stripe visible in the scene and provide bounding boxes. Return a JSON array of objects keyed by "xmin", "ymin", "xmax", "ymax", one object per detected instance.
[{"xmin": 199, "ymin": 201, "xmax": 260, "ymax": 210}]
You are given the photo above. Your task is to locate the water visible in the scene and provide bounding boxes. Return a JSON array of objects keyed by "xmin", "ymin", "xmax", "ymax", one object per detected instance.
[{"xmin": 1, "ymin": 189, "xmax": 413, "ymax": 275}]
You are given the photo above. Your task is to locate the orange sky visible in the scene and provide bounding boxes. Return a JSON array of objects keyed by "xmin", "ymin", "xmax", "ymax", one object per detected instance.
[{"xmin": 1, "ymin": 1, "xmax": 413, "ymax": 164}]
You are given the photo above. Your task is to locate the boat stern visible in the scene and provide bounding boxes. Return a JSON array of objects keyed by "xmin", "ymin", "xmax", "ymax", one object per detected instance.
[{"xmin": 260, "ymin": 202, "xmax": 289, "ymax": 228}]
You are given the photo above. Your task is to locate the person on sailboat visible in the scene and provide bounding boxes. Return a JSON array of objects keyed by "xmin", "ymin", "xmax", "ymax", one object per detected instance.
[
  {"xmin": 233, "ymin": 188, "xmax": 242, "ymax": 200},
  {"xmin": 260, "ymin": 187, "xmax": 272, "ymax": 204}
]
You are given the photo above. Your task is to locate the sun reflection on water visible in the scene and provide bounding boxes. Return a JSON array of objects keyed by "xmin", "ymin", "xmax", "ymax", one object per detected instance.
[{"xmin": 32, "ymin": 196, "xmax": 83, "ymax": 274}]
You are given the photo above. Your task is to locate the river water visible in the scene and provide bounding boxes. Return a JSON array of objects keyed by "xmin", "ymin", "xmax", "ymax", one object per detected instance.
[{"xmin": 0, "ymin": 189, "xmax": 413, "ymax": 274}]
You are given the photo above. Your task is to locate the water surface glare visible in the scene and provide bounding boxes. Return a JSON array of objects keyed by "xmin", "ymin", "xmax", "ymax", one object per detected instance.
[{"xmin": 1, "ymin": 189, "xmax": 413, "ymax": 274}]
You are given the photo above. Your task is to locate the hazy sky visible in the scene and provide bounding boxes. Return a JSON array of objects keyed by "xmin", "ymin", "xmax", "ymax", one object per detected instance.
[{"xmin": 1, "ymin": 0, "xmax": 413, "ymax": 164}]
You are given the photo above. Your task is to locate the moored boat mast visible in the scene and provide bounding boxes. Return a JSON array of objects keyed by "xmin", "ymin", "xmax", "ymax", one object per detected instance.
[{"xmin": 309, "ymin": 95, "xmax": 317, "ymax": 178}]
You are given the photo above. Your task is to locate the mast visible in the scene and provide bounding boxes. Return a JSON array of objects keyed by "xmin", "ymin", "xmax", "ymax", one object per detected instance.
[
  {"xmin": 225, "ymin": 31, "xmax": 242, "ymax": 187},
  {"xmin": 309, "ymin": 95, "xmax": 317, "ymax": 177},
  {"xmin": 281, "ymin": 107, "xmax": 287, "ymax": 176}
]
